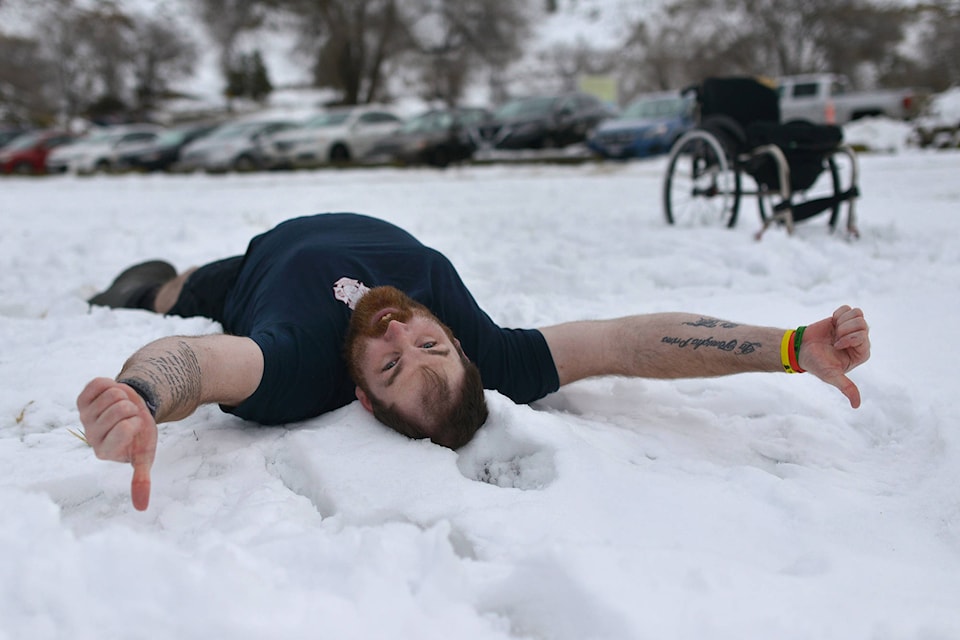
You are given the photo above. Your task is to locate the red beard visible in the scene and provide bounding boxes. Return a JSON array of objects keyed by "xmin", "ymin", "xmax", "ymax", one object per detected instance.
[
  {"xmin": 344, "ymin": 286, "xmax": 435, "ymax": 382},
  {"xmin": 348, "ymin": 286, "xmax": 429, "ymax": 339}
]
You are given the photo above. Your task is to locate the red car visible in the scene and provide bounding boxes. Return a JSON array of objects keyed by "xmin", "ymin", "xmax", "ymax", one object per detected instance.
[{"xmin": 0, "ymin": 130, "xmax": 74, "ymax": 175}]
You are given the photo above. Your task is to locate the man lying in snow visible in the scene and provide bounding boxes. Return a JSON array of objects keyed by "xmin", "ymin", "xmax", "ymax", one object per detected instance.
[{"xmin": 78, "ymin": 213, "xmax": 871, "ymax": 510}]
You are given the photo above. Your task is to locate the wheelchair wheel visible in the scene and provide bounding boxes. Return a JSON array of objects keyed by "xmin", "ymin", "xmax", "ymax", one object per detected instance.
[
  {"xmin": 663, "ymin": 130, "xmax": 741, "ymax": 228},
  {"xmin": 757, "ymin": 154, "xmax": 845, "ymax": 229}
]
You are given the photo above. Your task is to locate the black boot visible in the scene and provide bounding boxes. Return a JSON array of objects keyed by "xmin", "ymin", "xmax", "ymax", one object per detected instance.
[{"xmin": 88, "ymin": 260, "xmax": 177, "ymax": 310}]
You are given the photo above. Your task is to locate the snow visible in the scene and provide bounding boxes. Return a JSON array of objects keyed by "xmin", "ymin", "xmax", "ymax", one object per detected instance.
[
  {"xmin": 843, "ymin": 118, "xmax": 915, "ymax": 153},
  {"xmin": 915, "ymin": 87, "xmax": 960, "ymax": 135},
  {"xmin": 929, "ymin": 87, "xmax": 960, "ymax": 123},
  {"xmin": 2, "ymin": 131, "xmax": 960, "ymax": 638}
]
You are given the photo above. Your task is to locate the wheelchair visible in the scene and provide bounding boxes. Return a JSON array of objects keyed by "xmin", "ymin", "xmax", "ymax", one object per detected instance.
[{"xmin": 662, "ymin": 76, "xmax": 860, "ymax": 239}]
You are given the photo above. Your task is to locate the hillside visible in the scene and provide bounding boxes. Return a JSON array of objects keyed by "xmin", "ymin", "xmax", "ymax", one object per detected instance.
[{"xmin": 0, "ymin": 0, "xmax": 654, "ymax": 114}]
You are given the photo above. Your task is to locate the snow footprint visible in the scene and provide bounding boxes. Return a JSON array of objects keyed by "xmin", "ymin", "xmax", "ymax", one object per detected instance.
[{"xmin": 457, "ymin": 427, "xmax": 556, "ymax": 490}]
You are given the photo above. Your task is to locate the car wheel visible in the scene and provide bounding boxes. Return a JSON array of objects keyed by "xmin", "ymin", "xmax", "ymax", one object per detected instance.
[
  {"xmin": 540, "ymin": 135, "xmax": 558, "ymax": 149},
  {"xmin": 12, "ymin": 161, "xmax": 34, "ymax": 175},
  {"xmin": 429, "ymin": 148, "xmax": 450, "ymax": 168},
  {"xmin": 329, "ymin": 144, "xmax": 351, "ymax": 164},
  {"xmin": 94, "ymin": 159, "xmax": 111, "ymax": 173},
  {"xmin": 233, "ymin": 154, "xmax": 259, "ymax": 172}
]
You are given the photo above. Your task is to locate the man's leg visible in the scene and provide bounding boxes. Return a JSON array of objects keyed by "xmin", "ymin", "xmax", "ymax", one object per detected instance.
[
  {"xmin": 90, "ymin": 256, "xmax": 241, "ymax": 325},
  {"xmin": 164, "ymin": 256, "xmax": 243, "ymax": 324},
  {"xmin": 154, "ymin": 267, "xmax": 197, "ymax": 313},
  {"xmin": 88, "ymin": 260, "xmax": 177, "ymax": 310}
]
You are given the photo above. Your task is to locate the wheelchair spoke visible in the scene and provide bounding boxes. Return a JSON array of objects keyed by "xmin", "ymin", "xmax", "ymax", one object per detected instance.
[{"xmin": 663, "ymin": 130, "xmax": 740, "ymax": 228}]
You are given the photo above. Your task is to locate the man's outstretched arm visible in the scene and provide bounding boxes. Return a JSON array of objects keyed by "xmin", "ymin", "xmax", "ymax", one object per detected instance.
[
  {"xmin": 538, "ymin": 305, "xmax": 870, "ymax": 407},
  {"xmin": 77, "ymin": 334, "xmax": 263, "ymax": 510}
]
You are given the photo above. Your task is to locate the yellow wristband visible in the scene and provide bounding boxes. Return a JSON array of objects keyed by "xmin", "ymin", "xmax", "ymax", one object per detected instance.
[{"xmin": 780, "ymin": 330, "xmax": 798, "ymax": 373}]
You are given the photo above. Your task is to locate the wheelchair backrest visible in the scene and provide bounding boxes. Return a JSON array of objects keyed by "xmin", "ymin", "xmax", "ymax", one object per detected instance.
[{"xmin": 699, "ymin": 77, "xmax": 780, "ymax": 129}]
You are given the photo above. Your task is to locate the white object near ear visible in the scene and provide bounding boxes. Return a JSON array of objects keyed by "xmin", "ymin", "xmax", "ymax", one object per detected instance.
[{"xmin": 332, "ymin": 276, "xmax": 370, "ymax": 309}]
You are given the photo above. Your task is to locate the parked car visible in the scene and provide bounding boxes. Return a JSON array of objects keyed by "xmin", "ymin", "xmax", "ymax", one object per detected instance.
[
  {"xmin": 46, "ymin": 124, "xmax": 164, "ymax": 174},
  {"xmin": 262, "ymin": 106, "xmax": 402, "ymax": 169},
  {"xmin": 778, "ymin": 73, "xmax": 926, "ymax": 124},
  {"xmin": 587, "ymin": 91, "xmax": 694, "ymax": 160},
  {"xmin": 480, "ymin": 92, "xmax": 618, "ymax": 150},
  {"xmin": 116, "ymin": 122, "xmax": 220, "ymax": 172},
  {"xmin": 0, "ymin": 129, "xmax": 74, "ymax": 175},
  {"xmin": 365, "ymin": 107, "xmax": 491, "ymax": 167},
  {"xmin": 176, "ymin": 119, "xmax": 296, "ymax": 173}
]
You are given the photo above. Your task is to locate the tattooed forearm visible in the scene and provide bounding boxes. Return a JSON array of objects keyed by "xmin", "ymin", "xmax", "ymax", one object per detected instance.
[
  {"xmin": 119, "ymin": 340, "xmax": 202, "ymax": 421},
  {"xmin": 681, "ymin": 317, "xmax": 740, "ymax": 329}
]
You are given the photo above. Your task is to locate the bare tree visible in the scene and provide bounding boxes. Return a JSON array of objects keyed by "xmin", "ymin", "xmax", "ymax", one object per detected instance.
[
  {"xmin": 32, "ymin": 0, "xmax": 101, "ymax": 124},
  {"xmin": 78, "ymin": 2, "xmax": 136, "ymax": 105},
  {"xmin": 11, "ymin": 1, "xmax": 200, "ymax": 124},
  {"xmin": 0, "ymin": 33, "xmax": 59, "ymax": 124},
  {"xmin": 130, "ymin": 13, "xmax": 200, "ymax": 115},
  {"xmin": 620, "ymin": 0, "xmax": 911, "ymax": 94},
  {"xmin": 195, "ymin": 0, "xmax": 267, "ymax": 91},
  {"xmin": 268, "ymin": 0, "xmax": 415, "ymax": 105},
  {"xmin": 406, "ymin": 0, "xmax": 533, "ymax": 105},
  {"xmin": 806, "ymin": 0, "xmax": 908, "ymax": 85},
  {"xmin": 882, "ymin": 1, "xmax": 960, "ymax": 92},
  {"xmin": 617, "ymin": 19, "xmax": 692, "ymax": 101}
]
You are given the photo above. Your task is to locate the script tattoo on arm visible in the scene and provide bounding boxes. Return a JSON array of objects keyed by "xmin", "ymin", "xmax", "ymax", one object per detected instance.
[
  {"xmin": 663, "ymin": 318, "xmax": 761, "ymax": 356},
  {"xmin": 121, "ymin": 340, "xmax": 202, "ymax": 421},
  {"xmin": 681, "ymin": 317, "xmax": 740, "ymax": 329}
]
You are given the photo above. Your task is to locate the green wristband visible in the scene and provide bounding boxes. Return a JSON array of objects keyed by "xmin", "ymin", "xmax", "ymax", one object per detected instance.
[{"xmin": 794, "ymin": 325, "xmax": 807, "ymax": 358}]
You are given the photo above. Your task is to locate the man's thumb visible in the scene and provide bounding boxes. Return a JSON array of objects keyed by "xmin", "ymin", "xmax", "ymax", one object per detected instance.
[
  {"xmin": 832, "ymin": 374, "xmax": 861, "ymax": 409},
  {"xmin": 131, "ymin": 461, "xmax": 152, "ymax": 511}
]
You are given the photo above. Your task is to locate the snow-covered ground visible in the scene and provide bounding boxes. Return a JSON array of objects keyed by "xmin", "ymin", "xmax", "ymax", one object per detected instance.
[{"xmin": 1, "ymin": 142, "xmax": 959, "ymax": 639}]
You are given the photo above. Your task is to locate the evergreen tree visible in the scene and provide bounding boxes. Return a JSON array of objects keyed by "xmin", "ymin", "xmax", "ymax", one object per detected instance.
[{"xmin": 224, "ymin": 49, "xmax": 273, "ymax": 103}]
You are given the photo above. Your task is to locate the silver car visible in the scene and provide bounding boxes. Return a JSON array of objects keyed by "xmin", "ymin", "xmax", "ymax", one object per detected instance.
[
  {"xmin": 176, "ymin": 119, "xmax": 297, "ymax": 173},
  {"xmin": 263, "ymin": 106, "xmax": 402, "ymax": 169},
  {"xmin": 45, "ymin": 124, "xmax": 164, "ymax": 174}
]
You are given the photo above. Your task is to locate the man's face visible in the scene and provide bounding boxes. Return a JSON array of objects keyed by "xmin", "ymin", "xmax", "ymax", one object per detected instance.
[{"xmin": 345, "ymin": 287, "xmax": 466, "ymax": 431}]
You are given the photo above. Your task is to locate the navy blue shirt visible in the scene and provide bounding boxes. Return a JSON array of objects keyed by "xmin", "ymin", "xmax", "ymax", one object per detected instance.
[{"xmin": 220, "ymin": 213, "xmax": 559, "ymax": 424}]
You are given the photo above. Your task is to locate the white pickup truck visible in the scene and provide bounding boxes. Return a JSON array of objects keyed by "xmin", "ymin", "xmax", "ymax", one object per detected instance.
[{"xmin": 778, "ymin": 74, "xmax": 924, "ymax": 125}]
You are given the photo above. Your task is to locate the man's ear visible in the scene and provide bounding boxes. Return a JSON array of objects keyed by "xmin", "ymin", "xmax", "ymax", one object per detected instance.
[{"xmin": 355, "ymin": 386, "xmax": 374, "ymax": 413}]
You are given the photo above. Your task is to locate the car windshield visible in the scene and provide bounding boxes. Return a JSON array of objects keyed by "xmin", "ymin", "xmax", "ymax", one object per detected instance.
[
  {"xmin": 3, "ymin": 132, "xmax": 43, "ymax": 150},
  {"xmin": 154, "ymin": 129, "xmax": 192, "ymax": 145},
  {"xmin": 399, "ymin": 112, "xmax": 453, "ymax": 133},
  {"xmin": 459, "ymin": 110, "xmax": 488, "ymax": 126},
  {"xmin": 81, "ymin": 129, "xmax": 141, "ymax": 144},
  {"xmin": 495, "ymin": 96, "xmax": 556, "ymax": 118},
  {"xmin": 622, "ymin": 96, "xmax": 691, "ymax": 119},
  {"xmin": 206, "ymin": 122, "xmax": 269, "ymax": 139},
  {"xmin": 304, "ymin": 112, "xmax": 351, "ymax": 128}
]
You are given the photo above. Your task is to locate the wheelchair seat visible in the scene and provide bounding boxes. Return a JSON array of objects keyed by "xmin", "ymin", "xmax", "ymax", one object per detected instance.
[{"xmin": 745, "ymin": 120, "xmax": 844, "ymax": 191}]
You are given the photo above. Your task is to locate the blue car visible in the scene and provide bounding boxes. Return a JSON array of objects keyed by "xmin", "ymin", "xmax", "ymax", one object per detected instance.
[{"xmin": 587, "ymin": 92, "xmax": 694, "ymax": 159}]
